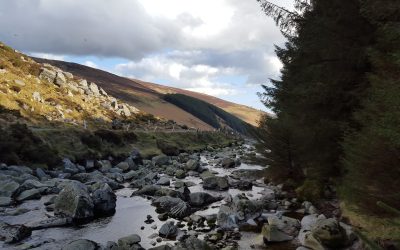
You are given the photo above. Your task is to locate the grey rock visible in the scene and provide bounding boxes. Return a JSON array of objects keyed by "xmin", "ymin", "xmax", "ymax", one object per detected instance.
[
  {"xmin": 55, "ymin": 72, "xmax": 67, "ymax": 86},
  {"xmin": 157, "ymin": 177, "xmax": 171, "ymax": 186},
  {"xmin": 0, "ymin": 180, "xmax": 20, "ymax": 198},
  {"xmin": 0, "ymin": 197, "xmax": 12, "ymax": 207},
  {"xmin": 54, "ymin": 181, "xmax": 94, "ymax": 221},
  {"xmin": 62, "ymin": 239, "xmax": 99, "ymax": 250},
  {"xmin": 175, "ymin": 169, "xmax": 186, "ymax": 179},
  {"xmin": 152, "ymin": 154, "xmax": 169, "ymax": 166},
  {"xmin": 63, "ymin": 158, "xmax": 79, "ymax": 174},
  {"xmin": 16, "ymin": 188, "xmax": 41, "ymax": 201},
  {"xmin": 189, "ymin": 192, "xmax": 222, "ymax": 207},
  {"xmin": 0, "ymin": 222, "xmax": 31, "ymax": 243},
  {"xmin": 115, "ymin": 161, "xmax": 130, "ymax": 172},
  {"xmin": 32, "ymin": 91, "xmax": 41, "ymax": 102},
  {"xmin": 92, "ymin": 183, "xmax": 116, "ymax": 216},
  {"xmin": 118, "ymin": 234, "xmax": 142, "ymax": 248},
  {"xmin": 88, "ymin": 82, "xmax": 100, "ymax": 95},
  {"xmin": 185, "ymin": 159, "xmax": 199, "ymax": 171},
  {"xmin": 262, "ymin": 224, "xmax": 293, "ymax": 243},
  {"xmin": 39, "ymin": 68, "xmax": 57, "ymax": 83},
  {"xmin": 14, "ymin": 79, "xmax": 26, "ymax": 86},
  {"xmin": 171, "ymin": 236, "xmax": 212, "ymax": 250},
  {"xmin": 159, "ymin": 221, "xmax": 178, "ymax": 239},
  {"xmin": 221, "ymin": 158, "xmax": 236, "ymax": 168},
  {"xmin": 35, "ymin": 168, "xmax": 49, "ymax": 180},
  {"xmin": 203, "ymin": 176, "xmax": 229, "ymax": 190}
]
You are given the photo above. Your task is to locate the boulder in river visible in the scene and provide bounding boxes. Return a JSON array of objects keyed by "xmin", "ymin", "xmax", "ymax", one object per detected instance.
[
  {"xmin": 221, "ymin": 158, "xmax": 236, "ymax": 168},
  {"xmin": 189, "ymin": 192, "xmax": 222, "ymax": 207},
  {"xmin": 159, "ymin": 221, "xmax": 178, "ymax": 239},
  {"xmin": 92, "ymin": 183, "xmax": 116, "ymax": 216},
  {"xmin": 16, "ymin": 188, "xmax": 41, "ymax": 202},
  {"xmin": 153, "ymin": 196, "xmax": 191, "ymax": 219},
  {"xmin": 185, "ymin": 159, "xmax": 199, "ymax": 171},
  {"xmin": 203, "ymin": 176, "xmax": 229, "ymax": 191},
  {"xmin": 118, "ymin": 234, "xmax": 142, "ymax": 249},
  {"xmin": 54, "ymin": 181, "xmax": 94, "ymax": 221}
]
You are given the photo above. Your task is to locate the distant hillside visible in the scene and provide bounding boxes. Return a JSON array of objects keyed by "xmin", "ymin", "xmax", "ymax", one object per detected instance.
[
  {"xmin": 164, "ymin": 94, "xmax": 255, "ymax": 135},
  {"xmin": 33, "ymin": 58, "xmax": 261, "ymax": 134},
  {"xmin": 32, "ymin": 58, "xmax": 213, "ymax": 130},
  {"xmin": 138, "ymin": 80, "xmax": 265, "ymax": 126}
]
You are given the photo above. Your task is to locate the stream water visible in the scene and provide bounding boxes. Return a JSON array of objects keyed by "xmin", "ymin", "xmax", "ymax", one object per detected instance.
[{"xmin": 0, "ymin": 145, "xmax": 297, "ymax": 250}]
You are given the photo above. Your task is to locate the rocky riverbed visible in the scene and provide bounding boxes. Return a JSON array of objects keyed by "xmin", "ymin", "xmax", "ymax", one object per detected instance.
[{"xmin": 0, "ymin": 142, "xmax": 360, "ymax": 250}]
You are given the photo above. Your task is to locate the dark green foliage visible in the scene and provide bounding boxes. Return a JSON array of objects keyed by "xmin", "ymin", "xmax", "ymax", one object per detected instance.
[
  {"xmin": 93, "ymin": 129, "xmax": 138, "ymax": 146},
  {"xmin": 258, "ymin": 0, "xmax": 374, "ymax": 189},
  {"xmin": 164, "ymin": 93, "xmax": 254, "ymax": 135},
  {"xmin": 257, "ymin": 0, "xmax": 400, "ymax": 219},
  {"xmin": 0, "ymin": 123, "xmax": 60, "ymax": 167},
  {"xmin": 341, "ymin": 0, "xmax": 400, "ymax": 213},
  {"xmin": 80, "ymin": 134, "xmax": 102, "ymax": 150},
  {"xmin": 156, "ymin": 139, "xmax": 180, "ymax": 156}
]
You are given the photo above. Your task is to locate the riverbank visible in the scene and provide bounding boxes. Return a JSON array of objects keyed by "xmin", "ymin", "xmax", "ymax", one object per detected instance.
[{"xmin": 0, "ymin": 142, "xmax": 359, "ymax": 249}]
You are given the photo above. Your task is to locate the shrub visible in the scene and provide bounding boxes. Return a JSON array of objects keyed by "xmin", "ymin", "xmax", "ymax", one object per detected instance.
[
  {"xmin": 94, "ymin": 129, "xmax": 123, "ymax": 145},
  {"xmin": 81, "ymin": 133, "xmax": 102, "ymax": 150}
]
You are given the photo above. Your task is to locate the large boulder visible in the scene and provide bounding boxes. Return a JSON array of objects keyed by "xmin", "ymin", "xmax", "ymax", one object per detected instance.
[
  {"xmin": 157, "ymin": 139, "xmax": 180, "ymax": 156},
  {"xmin": 189, "ymin": 192, "xmax": 222, "ymax": 207},
  {"xmin": 203, "ymin": 176, "xmax": 229, "ymax": 191},
  {"xmin": 54, "ymin": 181, "xmax": 94, "ymax": 221},
  {"xmin": 92, "ymin": 183, "xmax": 116, "ymax": 216},
  {"xmin": 62, "ymin": 239, "xmax": 99, "ymax": 250},
  {"xmin": 55, "ymin": 72, "xmax": 67, "ymax": 86},
  {"xmin": 0, "ymin": 222, "xmax": 31, "ymax": 243},
  {"xmin": 115, "ymin": 161, "xmax": 130, "ymax": 172},
  {"xmin": 63, "ymin": 158, "xmax": 80, "ymax": 174}
]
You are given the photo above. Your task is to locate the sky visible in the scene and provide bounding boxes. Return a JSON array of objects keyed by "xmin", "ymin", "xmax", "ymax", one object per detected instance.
[{"xmin": 0, "ymin": 0, "xmax": 293, "ymax": 111}]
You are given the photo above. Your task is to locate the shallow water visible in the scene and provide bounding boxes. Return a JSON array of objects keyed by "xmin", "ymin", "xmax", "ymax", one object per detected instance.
[{"xmin": 1, "ymin": 145, "xmax": 294, "ymax": 250}]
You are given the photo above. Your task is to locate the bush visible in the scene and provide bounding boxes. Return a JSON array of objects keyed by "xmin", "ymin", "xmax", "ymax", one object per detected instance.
[
  {"xmin": 94, "ymin": 129, "xmax": 123, "ymax": 145},
  {"xmin": 81, "ymin": 133, "xmax": 102, "ymax": 150},
  {"xmin": 0, "ymin": 123, "xmax": 60, "ymax": 168},
  {"xmin": 296, "ymin": 179, "xmax": 323, "ymax": 202}
]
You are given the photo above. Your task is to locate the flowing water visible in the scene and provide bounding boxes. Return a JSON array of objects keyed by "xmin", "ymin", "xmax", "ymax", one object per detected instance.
[{"xmin": 0, "ymin": 145, "xmax": 297, "ymax": 249}]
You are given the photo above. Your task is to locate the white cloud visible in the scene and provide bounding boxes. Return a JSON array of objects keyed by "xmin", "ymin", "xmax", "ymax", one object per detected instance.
[
  {"xmin": 30, "ymin": 53, "xmax": 65, "ymax": 61},
  {"xmin": 0, "ymin": 0, "xmax": 294, "ymax": 107},
  {"xmin": 84, "ymin": 60, "xmax": 98, "ymax": 69}
]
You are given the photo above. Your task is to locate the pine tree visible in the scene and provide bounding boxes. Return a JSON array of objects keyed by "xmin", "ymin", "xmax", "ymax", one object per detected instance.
[{"xmin": 342, "ymin": 0, "xmax": 400, "ymax": 212}]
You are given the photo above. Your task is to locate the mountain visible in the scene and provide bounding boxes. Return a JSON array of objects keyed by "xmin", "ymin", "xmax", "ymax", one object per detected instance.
[
  {"xmin": 32, "ymin": 58, "xmax": 264, "ymax": 130},
  {"xmin": 134, "ymin": 80, "xmax": 265, "ymax": 126}
]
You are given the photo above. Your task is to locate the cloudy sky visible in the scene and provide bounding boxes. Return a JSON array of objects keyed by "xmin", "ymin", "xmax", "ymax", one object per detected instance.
[{"xmin": 0, "ymin": 0, "xmax": 293, "ymax": 110}]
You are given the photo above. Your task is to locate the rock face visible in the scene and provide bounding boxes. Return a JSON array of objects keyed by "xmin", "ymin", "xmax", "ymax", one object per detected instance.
[
  {"xmin": 159, "ymin": 221, "xmax": 178, "ymax": 239},
  {"xmin": 54, "ymin": 181, "xmax": 94, "ymax": 221},
  {"xmin": 0, "ymin": 222, "xmax": 31, "ymax": 243},
  {"xmin": 39, "ymin": 68, "xmax": 57, "ymax": 83},
  {"xmin": 203, "ymin": 176, "xmax": 229, "ymax": 190},
  {"xmin": 92, "ymin": 183, "xmax": 116, "ymax": 216},
  {"xmin": 311, "ymin": 218, "xmax": 348, "ymax": 248},
  {"xmin": 62, "ymin": 239, "xmax": 99, "ymax": 250}
]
